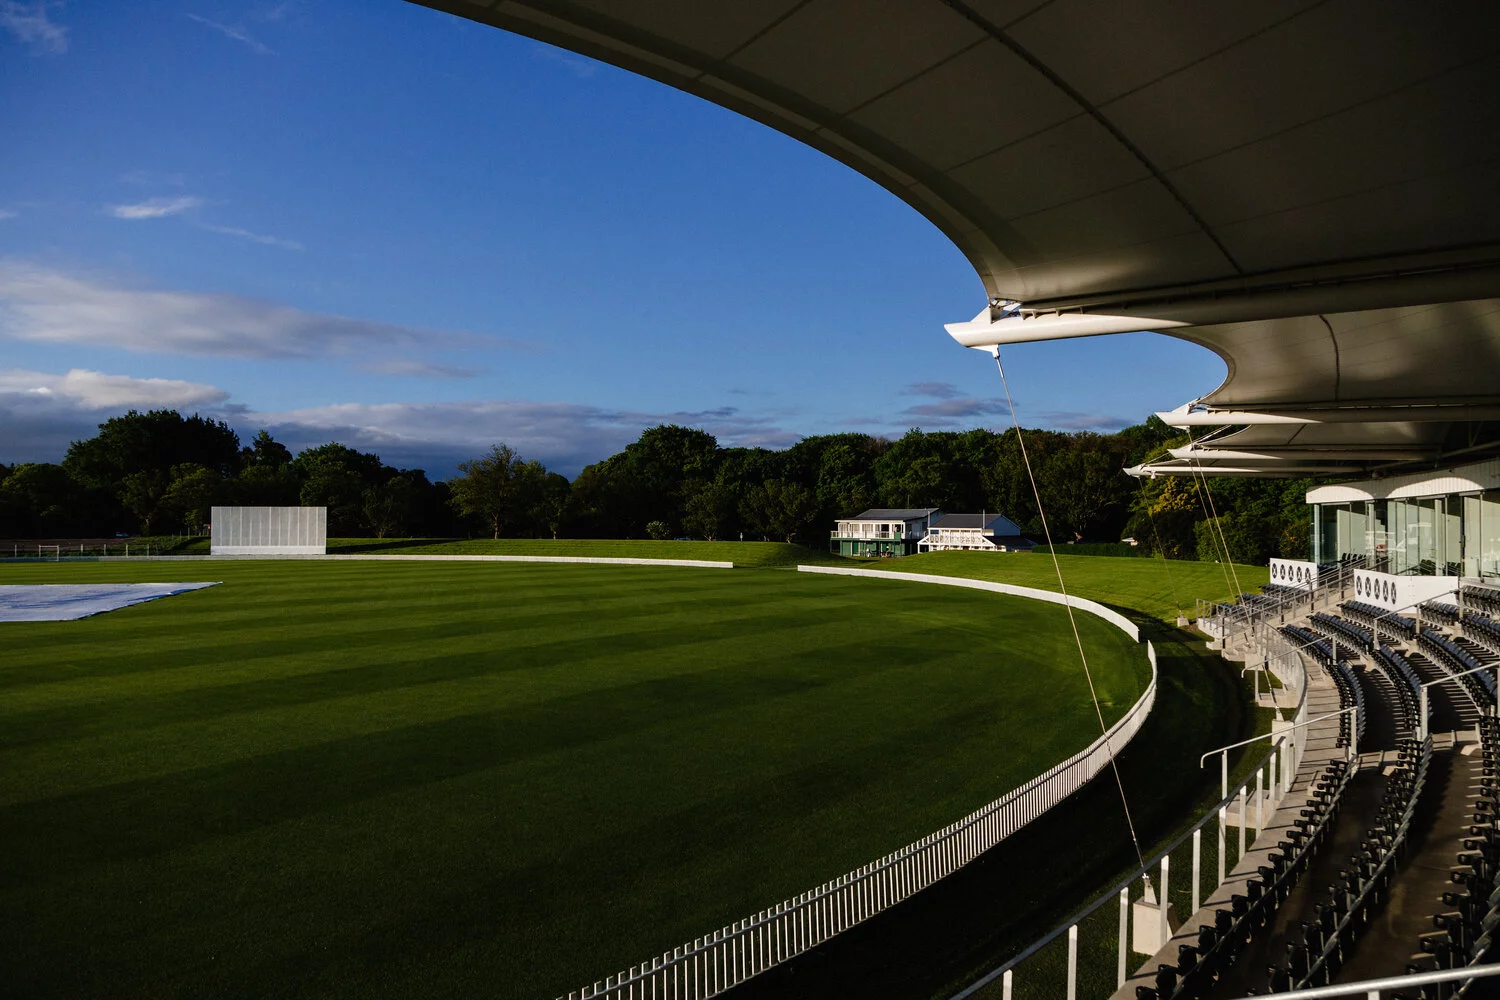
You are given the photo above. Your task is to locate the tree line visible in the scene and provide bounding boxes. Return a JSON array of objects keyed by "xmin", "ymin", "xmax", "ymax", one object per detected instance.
[{"xmin": 0, "ymin": 408, "xmax": 1313, "ymax": 563}]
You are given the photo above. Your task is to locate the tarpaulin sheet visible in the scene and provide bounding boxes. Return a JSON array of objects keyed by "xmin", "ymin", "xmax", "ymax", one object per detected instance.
[{"xmin": 0, "ymin": 583, "xmax": 220, "ymax": 622}]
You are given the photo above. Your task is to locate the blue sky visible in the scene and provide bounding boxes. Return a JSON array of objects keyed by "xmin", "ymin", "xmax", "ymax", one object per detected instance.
[{"xmin": 0, "ymin": 0, "xmax": 1225, "ymax": 478}]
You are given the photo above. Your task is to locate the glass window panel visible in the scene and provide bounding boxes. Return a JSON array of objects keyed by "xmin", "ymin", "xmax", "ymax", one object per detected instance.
[{"xmin": 1483, "ymin": 491, "xmax": 1500, "ymax": 581}]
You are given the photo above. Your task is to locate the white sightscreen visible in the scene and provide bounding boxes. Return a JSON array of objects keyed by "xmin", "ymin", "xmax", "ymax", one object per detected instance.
[{"xmin": 211, "ymin": 506, "xmax": 327, "ymax": 555}]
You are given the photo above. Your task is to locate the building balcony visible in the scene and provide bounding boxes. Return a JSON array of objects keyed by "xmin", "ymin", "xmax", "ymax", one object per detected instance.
[{"xmin": 830, "ymin": 530, "xmax": 910, "ymax": 540}]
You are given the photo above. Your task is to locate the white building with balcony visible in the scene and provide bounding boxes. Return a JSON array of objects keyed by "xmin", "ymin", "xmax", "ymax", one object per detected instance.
[
  {"xmin": 829, "ymin": 508, "xmax": 940, "ymax": 557},
  {"xmin": 918, "ymin": 513, "xmax": 1035, "ymax": 553}
]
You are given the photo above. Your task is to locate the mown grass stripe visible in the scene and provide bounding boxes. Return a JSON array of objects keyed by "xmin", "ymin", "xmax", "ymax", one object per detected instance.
[{"xmin": 0, "ymin": 558, "xmax": 1144, "ymax": 999}]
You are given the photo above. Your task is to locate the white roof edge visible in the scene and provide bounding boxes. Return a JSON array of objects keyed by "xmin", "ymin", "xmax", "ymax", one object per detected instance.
[{"xmin": 1304, "ymin": 457, "xmax": 1500, "ymax": 503}]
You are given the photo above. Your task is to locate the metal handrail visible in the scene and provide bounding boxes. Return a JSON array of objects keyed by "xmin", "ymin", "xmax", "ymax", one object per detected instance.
[
  {"xmin": 1227, "ymin": 960, "xmax": 1500, "ymax": 998},
  {"xmin": 1418, "ymin": 662, "xmax": 1500, "ymax": 739},
  {"xmin": 952, "ymin": 644, "xmax": 1316, "ymax": 1000},
  {"xmin": 948, "ymin": 739, "xmax": 1290, "ymax": 1000},
  {"xmin": 1200, "ymin": 705, "xmax": 1358, "ymax": 796},
  {"xmin": 1203, "ymin": 559, "xmax": 1374, "ymax": 642}
]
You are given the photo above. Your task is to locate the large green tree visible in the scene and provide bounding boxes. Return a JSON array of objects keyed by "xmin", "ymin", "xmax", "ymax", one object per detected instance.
[
  {"xmin": 448, "ymin": 444, "xmax": 547, "ymax": 539},
  {"xmin": 65, "ymin": 410, "xmax": 241, "ymax": 490}
]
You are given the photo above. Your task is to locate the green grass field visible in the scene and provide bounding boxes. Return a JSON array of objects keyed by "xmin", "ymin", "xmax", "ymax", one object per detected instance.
[
  {"xmin": 135, "ymin": 537, "xmax": 854, "ymax": 565},
  {"xmin": 0, "ymin": 559, "xmax": 1146, "ymax": 999},
  {"xmin": 894, "ymin": 550, "xmax": 1269, "ymax": 623},
  {"xmin": 322, "ymin": 536, "xmax": 853, "ymax": 568}
]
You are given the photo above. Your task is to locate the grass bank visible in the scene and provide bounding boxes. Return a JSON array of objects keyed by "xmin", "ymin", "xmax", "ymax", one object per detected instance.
[
  {"xmin": 894, "ymin": 550, "xmax": 1269, "ymax": 623},
  {"xmin": 322, "ymin": 536, "xmax": 850, "ymax": 567}
]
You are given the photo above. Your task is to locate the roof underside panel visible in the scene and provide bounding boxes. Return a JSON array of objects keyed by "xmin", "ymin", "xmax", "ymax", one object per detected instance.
[
  {"xmin": 414, "ymin": 0, "xmax": 1500, "ymax": 478},
  {"xmin": 429, "ymin": 0, "xmax": 1500, "ymax": 307},
  {"xmin": 1185, "ymin": 299, "xmax": 1500, "ymax": 410}
]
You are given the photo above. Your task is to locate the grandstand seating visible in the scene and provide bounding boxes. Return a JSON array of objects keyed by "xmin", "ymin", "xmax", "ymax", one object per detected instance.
[
  {"xmin": 1421, "ymin": 601, "xmax": 1461, "ymax": 627},
  {"xmin": 1262, "ymin": 583, "xmax": 1307, "ymax": 600},
  {"xmin": 1463, "ymin": 584, "xmax": 1500, "ymax": 619},
  {"xmin": 1416, "ymin": 632, "xmax": 1497, "ymax": 707},
  {"xmin": 1134, "ymin": 759, "xmax": 1353, "ymax": 1000},
  {"xmin": 1374, "ymin": 645, "xmax": 1423, "ymax": 723},
  {"xmin": 1311, "ymin": 612, "xmax": 1373, "ymax": 657},
  {"xmin": 1410, "ymin": 715, "xmax": 1500, "ymax": 979},
  {"xmin": 1340, "ymin": 600, "xmax": 1416, "ymax": 642},
  {"xmin": 1462, "ymin": 610, "xmax": 1500, "ymax": 659},
  {"xmin": 1281, "ymin": 625, "xmax": 1337, "ymax": 668},
  {"xmin": 1134, "ymin": 642, "xmax": 1363, "ymax": 1000},
  {"xmin": 1257, "ymin": 658, "xmax": 1369, "ymax": 991},
  {"xmin": 1296, "ymin": 736, "xmax": 1429, "ymax": 988}
]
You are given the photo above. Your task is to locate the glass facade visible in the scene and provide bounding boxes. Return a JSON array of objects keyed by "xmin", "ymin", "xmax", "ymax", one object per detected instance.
[{"xmin": 1311, "ymin": 490, "xmax": 1500, "ymax": 579}]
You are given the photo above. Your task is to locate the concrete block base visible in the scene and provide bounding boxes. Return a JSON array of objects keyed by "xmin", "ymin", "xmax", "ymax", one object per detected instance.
[{"xmin": 1131, "ymin": 898, "xmax": 1179, "ymax": 956}]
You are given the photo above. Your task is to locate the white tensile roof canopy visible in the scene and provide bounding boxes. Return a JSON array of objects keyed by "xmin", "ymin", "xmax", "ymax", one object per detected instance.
[{"xmin": 416, "ymin": 1, "xmax": 1500, "ymax": 478}]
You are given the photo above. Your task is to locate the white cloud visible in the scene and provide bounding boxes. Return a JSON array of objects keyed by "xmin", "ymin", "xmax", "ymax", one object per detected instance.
[
  {"xmin": 1039, "ymin": 410, "xmax": 1133, "ymax": 431},
  {"xmin": 358, "ymin": 359, "xmax": 481, "ymax": 379},
  {"xmin": 0, "ymin": 368, "xmax": 228, "ymax": 408},
  {"xmin": 197, "ymin": 222, "xmax": 303, "ymax": 250},
  {"xmin": 247, "ymin": 400, "xmax": 797, "ymax": 477},
  {"xmin": 0, "ymin": 1, "xmax": 67, "ymax": 54},
  {"xmin": 901, "ymin": 397, "xmax": 1009, "ymax": 421},
  {"xmin": 0, "ymin": 368, "xmax": 800, "ymax": 476},
  {"xmin": 0, "ymin": 261, "xmax": 493, "ymax": 360},
  {"xmin": 902, "ymin": 381, "xmax": 964, "ymax": 399},
  {"xmin": 109, "ymin": 195, "xmax": 203, "ymax": 220},
  {"xmin": 185, "ymin": 12, "xmax": 271, "ymax": 54},
  {"xmin": 0, "ymin": 209, "xmax": 16, "ymax": 220},
  {"xmin": 0, "ymin": 368, "xmax": 231, "ymax": 464}
]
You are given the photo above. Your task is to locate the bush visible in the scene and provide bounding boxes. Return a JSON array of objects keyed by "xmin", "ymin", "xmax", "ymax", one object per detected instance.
[
  {"xmin": 1194, "ymin": 513, "xmax": 1274, "ymax": 565},
  {"xmin": 644, "ymin": 520, "xmax": 672, "ymax": 540}
]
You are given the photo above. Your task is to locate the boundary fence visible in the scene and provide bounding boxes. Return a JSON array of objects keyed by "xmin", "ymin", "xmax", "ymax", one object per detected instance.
[
  {"xmin": 561, "ymin": 567, "xmax": 1157, "ymax": 999},
  {"xmin": 797, "ymin": 565, "xmax": 1141, "ymax": 640}
]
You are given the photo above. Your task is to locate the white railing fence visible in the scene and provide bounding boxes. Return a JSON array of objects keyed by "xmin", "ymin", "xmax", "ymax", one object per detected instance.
[
  {"xmin": 951, "ymin": 644, "xmax": 1313, "ymax": 1000},
  {"xmin": 559, "ymin": 573, "xmax": 1158, "ymax": 1000}
]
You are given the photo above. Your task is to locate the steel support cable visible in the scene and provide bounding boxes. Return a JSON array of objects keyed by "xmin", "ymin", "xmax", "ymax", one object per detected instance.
[
  {"xmin": 1181, "ymin": 426, "xmax": 1245, "ymax": 598},
  {"xmin": 991, "ymin": 349, "xmax": 1147, "ymax": 868},
  {"xmin": 1183, "ymin": 426, "xmax": 1240, "ymax": 601},
  {"xmin": 1135, "ymin": 475, "xmax": 1186, "ymax": 621},
  {"xmin": 1196, "ymin": 460, "xmax": 1245, "ymax": 599}
]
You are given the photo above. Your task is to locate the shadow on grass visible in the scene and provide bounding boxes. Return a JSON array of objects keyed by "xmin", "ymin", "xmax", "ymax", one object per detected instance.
[
  {"xmin": 726, "ymin": 618, "xmax": 1264, "ymax": 1000},
  {"xmin": 326, "ymin": 538, "xmax": 454, "ymax": 554}
]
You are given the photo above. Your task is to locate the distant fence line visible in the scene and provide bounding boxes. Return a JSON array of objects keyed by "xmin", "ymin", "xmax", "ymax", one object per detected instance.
[
  {"xmin": 80, "ymin": 554, "xmax": 737, "ymax": 569},
  {"xmin": 561, "ymin": 568, "xmax": 1156, "ymax": 1000},
  {"xmin": 798, "ymin": 565, "xmax": 1141, "ymax": 640}
]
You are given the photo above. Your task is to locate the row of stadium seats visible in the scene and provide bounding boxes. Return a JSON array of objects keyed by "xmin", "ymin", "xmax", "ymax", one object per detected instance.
[
  {"xmin": 1328, "ymin": 662, "xmax": 1366, "ymax": 747},
  {"xmin": 1279, "ymin": 738, "xmax": 1432, "ymax": 991},
  {"xmin": 1421, "ymin": 601, "xmax": 1461, "ymax": 627},
  {"xmin": 1136, "ymin": 639, "xmax": 1369, "ymax": 998},
  {"xmin": 1407, "ymin": 716, "xmax": 1500, "ymax": 986},
  {"xmin": 1340, "ymin": 600, "xmax": 1416, "ymax": 641},
  {"xmin": 1311, "ymin": 612, "xmax": 1374, "ymax": 656},
  {"xmin": 1463, "ymin": 584, "xmax": 1500, "ymax": 619},
  {"xmin": 1375, "ymin": 645, "xmax": 1424, "ymax": 719},
  {"xmin": 1281, "ymin": 625, "xmax": 1337, "ymax": 668},
  {"xmin": 1462, "ymin": 611, "xmax": 1500, "ymax": 659},
  {"xmin": 1415, "ymin": 632, "xmax": 1497, "ymax": 706},
  {"xmin": 1136, "ymin": 758, "xmax": 1356, "ymax": 999},
  {"xmin": 1262, "ymin": 583, "xmax": 1309, "ymax": 600}
]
